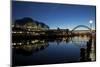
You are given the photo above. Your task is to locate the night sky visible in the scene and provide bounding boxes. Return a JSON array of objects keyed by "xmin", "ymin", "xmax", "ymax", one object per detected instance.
[{"xmin": 12, "ymin": 1, "xmax": 96, "ymax": 30}]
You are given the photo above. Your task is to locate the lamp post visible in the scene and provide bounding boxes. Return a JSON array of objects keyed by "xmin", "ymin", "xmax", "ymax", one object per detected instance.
[
  {"xmin": 89, "ymin": 20, "xmax": 93, "ymax": 33},
  {"xmin": 88, "ymin": 20, "xmax": 95, "ymax": 61}
]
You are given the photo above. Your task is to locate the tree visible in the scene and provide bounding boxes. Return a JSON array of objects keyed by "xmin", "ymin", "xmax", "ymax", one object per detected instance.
[{"xmin": 57, "ymin": 27, "xmax": 60, "ymax": 31}]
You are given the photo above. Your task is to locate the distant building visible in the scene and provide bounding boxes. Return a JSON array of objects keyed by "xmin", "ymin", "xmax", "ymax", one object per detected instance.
[{"xmin": 12, "ymin": 17, "xmax": 49, "ymax": 32}]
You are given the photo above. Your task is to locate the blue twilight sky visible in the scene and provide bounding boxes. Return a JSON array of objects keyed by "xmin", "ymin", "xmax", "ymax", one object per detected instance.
[{"xmin": 12, "ymin": 1, "xmax": 96, "ymax": 30}]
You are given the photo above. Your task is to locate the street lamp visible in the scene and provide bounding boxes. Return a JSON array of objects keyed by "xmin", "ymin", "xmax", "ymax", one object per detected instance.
[
  {"xmin": 89, "ymin": 20, "xmax": 93, "ymax": 32},
  {"xmin": 89, "ymin": 20, "xmax": 93, "ymax": 40}
]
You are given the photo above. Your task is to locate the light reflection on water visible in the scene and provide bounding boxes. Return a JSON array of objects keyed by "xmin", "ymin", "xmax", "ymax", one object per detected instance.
[{"xmin": 12, "ymin": 36, "xmax": 96, "ymax": 66}]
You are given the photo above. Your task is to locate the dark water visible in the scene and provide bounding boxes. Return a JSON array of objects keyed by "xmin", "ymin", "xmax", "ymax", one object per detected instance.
[{"xmin": 12, "ymin": 36, "xmax": 95, "ymax": 66}]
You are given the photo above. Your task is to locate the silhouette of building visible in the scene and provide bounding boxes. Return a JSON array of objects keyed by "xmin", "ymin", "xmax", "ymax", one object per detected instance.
[{"xmin": 12, "ymin": 17, "xmax": 49, "ymax": 33}]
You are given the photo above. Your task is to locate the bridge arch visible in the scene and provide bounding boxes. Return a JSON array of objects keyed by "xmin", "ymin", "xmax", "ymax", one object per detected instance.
[
  {"xmin": 70, "ymin": 25, "xmax": 92, "ymax": 48},
  {"xmin": 71, "ymin": 25, "xmax": 91, "ymax": 32}
]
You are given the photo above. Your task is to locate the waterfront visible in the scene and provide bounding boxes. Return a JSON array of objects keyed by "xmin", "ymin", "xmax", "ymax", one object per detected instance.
[
  {"xmin": 12, "ymin": 1, "xmax": 96, "ymax": 66},
  {"xmin": 12, "ymin": 35, "xmax": 96, "ymax": 66}
]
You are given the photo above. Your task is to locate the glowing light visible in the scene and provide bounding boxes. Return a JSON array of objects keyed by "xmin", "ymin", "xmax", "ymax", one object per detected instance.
[
  {"xmin": 19, "ymin": 43, "xmax": 22, "ymax": 45},
  {"xmin": 19, "ymin": 31, "xmax": 22, "ymax": 33},
  {"xmin": 13, "ymin": 32, "xmax": 16, "ymax": 33},
  {"xmin": 89, "ymin": 20, "xmax": 93, "ymax": 24},
  {"xmin": 13, "ymin": 43, "xmax": 16, "ymax": 45}
]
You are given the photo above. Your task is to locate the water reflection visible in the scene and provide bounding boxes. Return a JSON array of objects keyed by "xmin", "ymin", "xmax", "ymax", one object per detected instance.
[
  {"xmin": 13, "ymin": 40, "xmax": 49, "ymax": 55},
  {"xmin": 12, "ymin": 36, "xmax": 96, "ymax": 66},
  {"xmin": 80, "ymin": 36, "xmax": 96, "ymax": 61}
]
